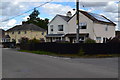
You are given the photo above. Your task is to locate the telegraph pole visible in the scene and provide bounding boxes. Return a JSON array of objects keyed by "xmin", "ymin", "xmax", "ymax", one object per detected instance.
[{"xmin": 76, "ymin": 0, "xmax": 80, "ymax": 43}]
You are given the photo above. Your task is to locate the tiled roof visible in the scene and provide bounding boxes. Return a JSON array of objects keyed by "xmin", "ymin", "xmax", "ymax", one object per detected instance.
[
  {"xmin": 6, "ymin": 23, "xmax": 46, "ymax": 32},
  {"xmin": 79, "ymin": 10, "xmax": 116, "ymax": 26},
  {"xmin": 57, "ymin": 10, "xmax": 116, "ymax": 26},
  {"xmin": 57, "ymin": 15, "xmax": 71, "ymax": 22}
]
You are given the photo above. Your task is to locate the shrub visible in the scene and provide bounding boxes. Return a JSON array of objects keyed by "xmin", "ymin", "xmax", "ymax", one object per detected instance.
[
  {"xmin": 84, "ymin": 38, "xmax": 96, "ymax": 43},
  {"xmin": 19, "ymin": 37, "xmax": 29, "ymax": 44},
  {"xmin": 78, "ymin": 48, "xmax": 85, "ymax": 56},
  {"xmin": 28, "ymin": 38, "xmax": 40, "ymax": 44}
]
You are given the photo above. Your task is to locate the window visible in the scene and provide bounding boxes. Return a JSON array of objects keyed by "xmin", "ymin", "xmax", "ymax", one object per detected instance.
[
  {"xmin": 18, "ymin": 31, "xmax": 21, "ymax": 34},
  {"xmin": 80, "ymin": 22, "xmax": 87, "ymax": 29},
  {"xmin": 79, "ymin": 37, "xmax": 84, "ymax": 41},
  {"xmin": 96, "ymin": 37, "xmax": 101, "ymax": 43},
  {"xmin": 12, "ymin": 32, "xmax": 14, "ymax": 34},
  {"xmin": 24, "ymin": 31, "xmax": 27, "ymax": 34},
  {"xmin": 42, "ymin": 32, "xmax": 44, "ymax": 35},
  {"xmin": 58, "ymin": 25, "xmax": 63, "ymax": 31},
  {"xmin": 50, "ymin": 25, "xmax": 53, "ymax": 31},
  {"xmin": 105, "ymin": 25, "xmax": 108, "ymax": 31}
]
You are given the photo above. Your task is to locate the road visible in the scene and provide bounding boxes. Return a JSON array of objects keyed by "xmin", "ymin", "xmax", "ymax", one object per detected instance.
[{"xmin": 2, "ymin": 48, "xmax": 118, "ymax": 78}]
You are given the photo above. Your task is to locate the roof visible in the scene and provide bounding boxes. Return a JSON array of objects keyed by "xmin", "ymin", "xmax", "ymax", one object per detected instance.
[
  {"xmin": 0, "ymin": 29, "xmax": 5, "ymax": 38},
  {"xmin": 51, "ymin": 10, "xmax": 116, "ymax": 26},
  {"xmin": 79, "ymin": 10, "xmax": 116, "ymax": 26},
  {"xmin": 57, "ymin": 15, "xmax": 71, "ymax": 22},
  {"xmin": 6, "ymin": 23, "xmax": 46, "ymax": 32}
]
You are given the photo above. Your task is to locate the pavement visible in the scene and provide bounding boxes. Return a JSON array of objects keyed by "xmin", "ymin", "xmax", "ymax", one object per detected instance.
[{"xmin": 2, "ymin": 48, "xmax": 118, "ymax": 78}]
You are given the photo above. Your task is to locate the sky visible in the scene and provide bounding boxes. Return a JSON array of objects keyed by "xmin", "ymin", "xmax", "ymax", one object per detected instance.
[{"xmin": 0, "ymin": 0, "xmax": 120, "ymax": 30}]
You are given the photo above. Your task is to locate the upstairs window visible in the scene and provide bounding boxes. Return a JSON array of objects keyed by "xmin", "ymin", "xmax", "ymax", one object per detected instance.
[
  {"xmin": 50, "ymin": 25, "xmax": 53, "ymax": 31},
  {"xmin": 18, "ymin": 31, "xmax": 21, "ymax": 34},
  {"xmin": 58, "ymin": 25, "xmax": 63, "ymax": 31},
  {"xmin": 42, "ymin": 32, "xmax": 44, "ymax": 35},
  {"xmin": 80, "ymin": 22, "xmax": 87, "ymax": 29},
  {"xmin": 105, "ymin": 25, "xmax": 108, "ymax": 31},
  {"xmin": 12, "ymin": 32, "xmax": 14, "ymax": 34},
  {"xmin": 24, "ymin": 31, "xmax": 27, "ymax": 34}
]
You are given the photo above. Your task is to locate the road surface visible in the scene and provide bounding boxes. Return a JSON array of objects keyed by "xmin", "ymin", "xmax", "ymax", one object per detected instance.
[{"xmin": 2, "ymin": 48, "xmax": 118, "ymax": 78}]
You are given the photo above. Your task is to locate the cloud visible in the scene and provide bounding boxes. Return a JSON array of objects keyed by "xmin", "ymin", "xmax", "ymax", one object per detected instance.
[
  {"xmin": 103, "ymin": 1, "xmax": 118, "ymax": 13},
  {"xmin": 0, "ymin": 2, "xmax": 36, "ymax": 16},
  {"xmin": 80, "ymin": 2, "xmax": 108, "ymax": 7},
  {"xmin": 0, "ymin": 19, "xmax": 17, "ymax": 30},
  {"xmin": 7, "ymin": 19, "xmax": 17, "ymax": 26},
  {"xmin": 22, "ymin": 16, "xmax": 29, "ymax": 21},
  {"xmin": 42, "ymin": 3, "xmax": 73, "ymax": 16},
  {"xmin": 1, "ymin": 0, "xmax": 120, "ymax": 2}
]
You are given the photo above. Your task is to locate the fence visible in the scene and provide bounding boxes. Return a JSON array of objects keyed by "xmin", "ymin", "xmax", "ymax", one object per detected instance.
[{"xmin": 20, "ymin": 43, "xmax": 120, "ymax": 54}]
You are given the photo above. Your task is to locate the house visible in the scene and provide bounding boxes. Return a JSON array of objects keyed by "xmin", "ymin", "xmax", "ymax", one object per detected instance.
[
  {"xmin": 0, "ymin": 29, "xmax": 5, "ymax": 43},
  {"xmin": 46, "ymin": 10, "xmax": 116, "ymax": 43},
  {"xmin": 0, "ymin": 29, "xmax": 10, "ymax": 43},
  {"xmin": 5, "ymin": 23, "xmax": 47, "ymax": 43}
]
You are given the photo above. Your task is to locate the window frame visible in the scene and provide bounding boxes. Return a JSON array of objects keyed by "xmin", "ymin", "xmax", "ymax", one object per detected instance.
[
  {"xmin": 105, "ymin": 25, "xmax": 108, "ymax": 31},
  {"xmin": 58, "ymin": 25, "xmax": 64, "ymax": 31},
  {"xmin": 50, "ymin": 25, "xmax": 53, "ymax": 32},
  {"xmin": 18, "ymin": 31, "xmax": 21, "ymax": 34},
  {"xmin": 79, "ymin": 22, "xmax": 87, "ymax": 29}
]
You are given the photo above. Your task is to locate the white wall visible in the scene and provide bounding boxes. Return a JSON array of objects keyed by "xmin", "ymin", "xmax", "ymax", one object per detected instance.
[
  {"xmin": 48, "ymin": 16, "xmax": 69, "ymax": 34},
  {"xmin": 93, "ymin": 23, "xmax": 115, "ymax": 42},
  {"xmin": 68, "ymin": 12, "xmax": 95, "ymax": 39}
]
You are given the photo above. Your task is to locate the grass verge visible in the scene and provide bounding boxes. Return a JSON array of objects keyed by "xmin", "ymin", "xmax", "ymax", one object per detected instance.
[{"xmin": 18, "ymin": 50, "xmax": 120, "ymax": 58}]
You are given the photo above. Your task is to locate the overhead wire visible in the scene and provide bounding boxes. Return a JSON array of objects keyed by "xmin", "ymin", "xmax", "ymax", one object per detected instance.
[{"xmin": 1, "ymin": 0, "xmax": 54, "ymax": 22}]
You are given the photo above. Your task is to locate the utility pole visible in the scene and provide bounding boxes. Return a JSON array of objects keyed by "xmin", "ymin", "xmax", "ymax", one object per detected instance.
[{"xmin": 76, "ymin": 0, "xmax": 80, "ymax": 43}]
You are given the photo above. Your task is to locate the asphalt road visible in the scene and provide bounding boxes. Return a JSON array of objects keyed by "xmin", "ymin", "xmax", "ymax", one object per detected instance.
[{"xmin": 2, "ymin": 48, "xmax": 118, "ymax": 78}]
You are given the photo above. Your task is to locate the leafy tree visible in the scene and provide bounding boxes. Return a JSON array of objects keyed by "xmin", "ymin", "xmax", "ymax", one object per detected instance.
[
  {"xmin": 29, "ymin": 8, "xmax": 40, "ymax": 21},
  {"xmin": 24, "ymin": 8, "xmax": 49, "ymax": 30}
]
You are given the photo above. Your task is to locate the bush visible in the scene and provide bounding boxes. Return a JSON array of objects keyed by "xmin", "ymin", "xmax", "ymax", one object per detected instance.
[
  {"xmin": 19, "ymin": 37, "xmax": 29, "ymax": 44},
  {"xmin": 84, "ymin": 38, "xmax": 96, "ymax": 43},
  {"xmin": 78, "ymin": 48, "xmax": 85, "ymax": 56},
  {"xmin": 28, "ymin": 38, "xmax": 40, "ymax": 44}
]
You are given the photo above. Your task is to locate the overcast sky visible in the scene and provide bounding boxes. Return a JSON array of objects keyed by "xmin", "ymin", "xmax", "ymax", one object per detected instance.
[{"xmin": 0, "ymin": 0, "xmax": 120, "ymax": 30}]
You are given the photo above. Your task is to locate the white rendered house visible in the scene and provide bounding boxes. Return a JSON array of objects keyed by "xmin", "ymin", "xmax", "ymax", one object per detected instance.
[{"xmin": 46, "ymin": 10, "xmax": 116, "ymax": 43}]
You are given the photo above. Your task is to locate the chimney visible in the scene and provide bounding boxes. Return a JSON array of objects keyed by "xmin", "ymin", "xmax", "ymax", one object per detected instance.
[{"xmin": 66, "ymin": 11, "xmax": 72, "ymax": 17}]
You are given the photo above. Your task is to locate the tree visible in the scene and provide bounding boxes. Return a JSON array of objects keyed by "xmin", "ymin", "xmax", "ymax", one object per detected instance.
[
  {"xmin": 25, "ymin": 8, "xmax": 49, "ymax": 30},
  {"xmin": 29, "ymin": 8, "xmax": 40, "ymax": 21}
]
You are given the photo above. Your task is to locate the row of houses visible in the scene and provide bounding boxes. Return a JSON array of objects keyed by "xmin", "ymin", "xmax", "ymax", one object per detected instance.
[{"xmin": 0, "ymin": 10, "xmax": 119, "ymax": 43}]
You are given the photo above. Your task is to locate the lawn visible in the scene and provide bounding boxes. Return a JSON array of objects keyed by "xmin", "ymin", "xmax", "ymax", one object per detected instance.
[{"xmin": 18, "ymin": 50, "xmax": 120, "ymax": 58}]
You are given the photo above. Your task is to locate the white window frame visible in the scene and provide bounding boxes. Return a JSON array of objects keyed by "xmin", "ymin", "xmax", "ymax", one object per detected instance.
[
  {"xmin": 79, "ymin": 22, "xmax": 87, "ymax": 29},
  {"xmin": 50, "ymin": 25, "xmax": 53, "ymax": 32},
  {"xmin": 58, "ymin": 25, "xmax": 64, "ymax": 31},
  {"xmin": 96, "ymin": 37, "xmax": 101, "ymax": 43},
  {"xmin": 105, "ymin": 25, "xmax": 108, "ymax": 31}
]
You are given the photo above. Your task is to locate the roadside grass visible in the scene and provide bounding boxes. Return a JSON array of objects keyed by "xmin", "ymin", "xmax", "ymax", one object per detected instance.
[{"xmin": 18, "ymin": 50, "xmax": 120, "ymax": 58}]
